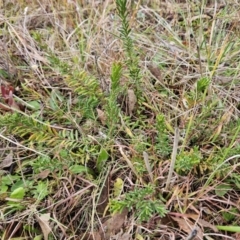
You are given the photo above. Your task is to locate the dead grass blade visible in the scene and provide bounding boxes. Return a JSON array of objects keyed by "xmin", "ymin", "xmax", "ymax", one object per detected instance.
[
  {"xmin": 35, "ymin": 213, "xmax": 52, "ymax": 240},
  {"xmin": 165, "ymin": 127, "xmax": 179, "ymax": 190}
]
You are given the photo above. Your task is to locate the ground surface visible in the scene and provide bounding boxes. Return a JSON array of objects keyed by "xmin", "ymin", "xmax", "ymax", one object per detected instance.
[{"xmin": 0, "ymin": 0, "xmax": 240, "ymax": 239}]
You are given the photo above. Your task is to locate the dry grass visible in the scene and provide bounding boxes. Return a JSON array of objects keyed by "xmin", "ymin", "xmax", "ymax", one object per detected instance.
[{"xmin": 0, "ymin": 0, "xmax": 240, "ymax": 239}]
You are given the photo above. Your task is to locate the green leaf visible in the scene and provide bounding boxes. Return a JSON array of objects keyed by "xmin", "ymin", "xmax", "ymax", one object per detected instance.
[
  {"xmin": 114, "ymin": 178, "xmax": 124, "ymax": 197},
  {"xmin": 48, "ymin": 90, "xmax": 64, "ymax": 110},
  {"xmin": 7, "ymin": 187, "xmax": 26, "ymax": 209},
  {"xmin": 0, "ymin": 185, "xmax": 8, "ymax": 194},
  {"xmin": 33, "ymin": 181, "xmax": 49, "ymax": 200},
  {"xmin": 215, "ymin": 184, "xmax": 231, "ymax": 197},
  {"xmin": 59, "ymin": 149, "xmax": 68, "ymax": 158},
  {"xmin": 27, "ymin": 100, "xmax": 41, "ymax": 110},
  {"xmin": 216, "ymin": 225, "xmax": 240, "ymax": 232},
  {"xmin": 48, "ymin": 96, "xmax": 58, "ymax": 110},
  {"xmin": 222, "ymin": 208, "xmax": 238, "ymax": 222},
  {"xmin": 69, "ymin": 165, "xmax": 94, "ymax": 176},
  {"xmin": 11, "ymin": 180, "xmax": 25, "ymax": 192},
  {"xmin": 11, "ymin": 180, "xmax": 32, "ymax": 192},
  {"xmin": 10, "ymin": 187, "xmax": 25, "ymax": 199},
  {"xmin": 2, "ymin": 174, "xmax": 20, "ymax": 185},
  {"xmin": 69, "ymin": 165, "xmax": 87, "ymax": 174},
  {"xmin": 96, "ymin": 148, "xmax": 109, "ymax": 172},
  {"xmin": 196, "ymin": 77, "xmax": 210, "ymax": 92}
]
